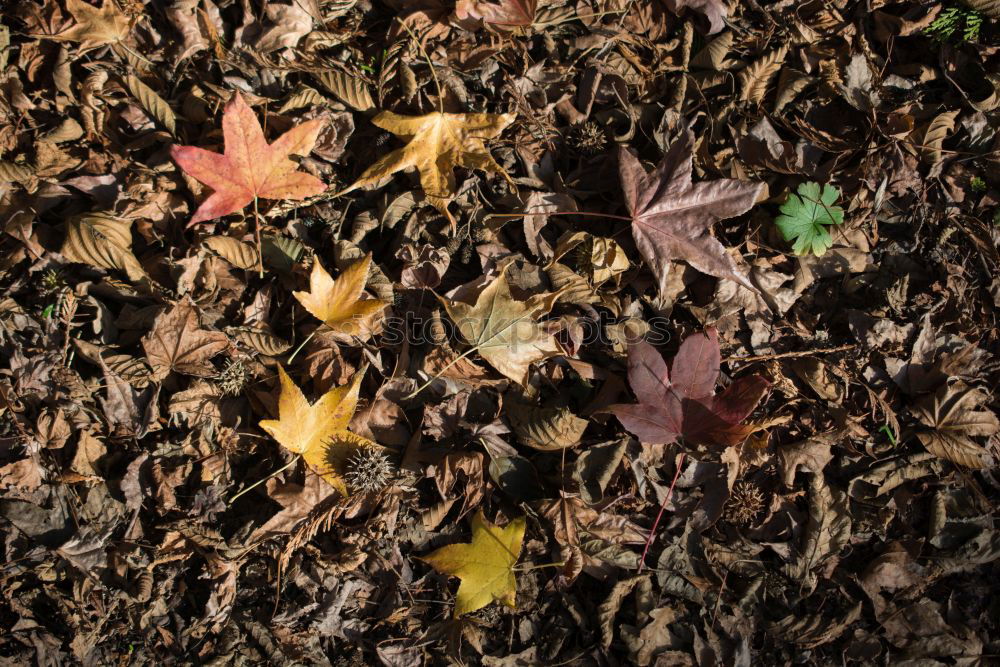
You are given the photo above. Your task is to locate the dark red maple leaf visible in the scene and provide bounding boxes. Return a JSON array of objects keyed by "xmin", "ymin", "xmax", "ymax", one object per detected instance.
[
  {"xmin": 610, "ymin": 329, "xmax": 768, "ymax": 450},
  {"xmin": 619, "ymin": 130, "xmax": 765, "ymax": 294}
]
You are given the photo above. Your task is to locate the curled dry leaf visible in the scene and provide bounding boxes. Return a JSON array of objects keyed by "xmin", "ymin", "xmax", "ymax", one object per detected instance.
[
  {"xmin": 203, "ymin": 236, "xmax": 260, "ymax": 270},
  {"xmin": 421, "ymin": 510, "xmax": 525, "ymax": 617},
  {"xmin": 61, "ymin": 212, "xmax": 148, "ymax": 283},
  {"xmin": 505, "ymin": 398, "xmax": 588, "ymax": 450},
  {"xmin": 170, "ymin": 91, "xmax": 326, "ymax": 226}
]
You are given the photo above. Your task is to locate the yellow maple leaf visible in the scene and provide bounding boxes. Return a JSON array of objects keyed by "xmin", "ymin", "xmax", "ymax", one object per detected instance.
[
  {"xmin": 337, "ymin": 111, "xmax": 516, "ymax": 226},
  {"xmin": 258, "ymin": 365, "xmax": 384, "ymax": 496},
  {"xmin": 48, "ymin": 0, "xmax": 134, "ymax": 49},
  {"xmin": 293, "ymin": 253, "xmax": 388, "ymax": 339},
  {"xmin": 421, "ymin": 511, "xmax": 526, "ymax": 617},
  {"xmin": 441, "ymin": 271, "xmax": 564, "ymax": 385}
]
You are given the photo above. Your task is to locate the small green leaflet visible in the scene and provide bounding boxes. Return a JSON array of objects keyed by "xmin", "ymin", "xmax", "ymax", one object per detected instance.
[{"xmin": 774, "ymin": 182, "xmax": 844, "ymax": 256}]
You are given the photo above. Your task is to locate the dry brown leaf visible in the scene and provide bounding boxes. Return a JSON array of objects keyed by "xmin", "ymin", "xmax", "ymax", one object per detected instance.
[
  {"xmin": 45, "ymin": 0, "xmax": 134, "ymax": 49},
  {"xmin": 441, "ymin": 271, "xmax": 563, "ymax": 385},
  {"xmin": 914, "ymin": 382, "xmax": 997, "ymax": 469},
  {"xmin": 141, "ymin": 303, "xmax": 230, "ymax": 382},
  {"xmin": 61, "ymin": 212, "xmax": 148, "ymax": 283}
]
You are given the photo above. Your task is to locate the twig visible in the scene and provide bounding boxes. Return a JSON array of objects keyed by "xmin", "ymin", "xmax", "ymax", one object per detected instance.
[
  {"xmin": 637, "ymin": 452, "xmax": 685, "ymax": 574},
  {"xmin": 253, "ymin": 196, "xmax": 264, "ymax": 277},
  {"xmin": 229, "ymin": 456, "xmax": 298, "ymax": 503},
  {"xmin": 724, "ymin": 344, "xmax": 855, "ymax": 364}
]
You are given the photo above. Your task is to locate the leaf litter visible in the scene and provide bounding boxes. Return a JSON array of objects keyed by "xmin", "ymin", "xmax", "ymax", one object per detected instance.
[{"xmin": 0, "ymin": 0, "xmax": 999, "ymax": 664}]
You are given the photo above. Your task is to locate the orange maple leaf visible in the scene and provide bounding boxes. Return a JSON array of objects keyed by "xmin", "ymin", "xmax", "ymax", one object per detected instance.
[{"xmin": 170, "ymin": 92, "xmax": 326, "ymax": 226}]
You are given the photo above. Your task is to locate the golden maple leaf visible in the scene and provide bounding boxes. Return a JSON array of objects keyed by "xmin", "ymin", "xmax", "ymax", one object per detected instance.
[
  {"xmin": 258, "ymin": 365, "xmax": 385, "ymax": 496},
  {"xmin": 441, "ymin": 271, "xmax": 563, "ymax": 385},
  {"xmin": 293, "ymin": 253, "xmax": 388, "ymax": 339},
  {"xmin": 338, "ymin": 111, "xmax": 516, "ymax": 226},
  {"xmin": 48, "ymin": 0, "xmax": 134, "ymax": 49},
  {"xmin": 421, "ymin": 511, "xmax": 526, "ymax": 617}
]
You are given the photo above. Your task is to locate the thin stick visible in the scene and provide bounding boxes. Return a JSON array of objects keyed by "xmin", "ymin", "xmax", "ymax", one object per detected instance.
[
  {"xmin": 637, "ymin": 452, "xmax": 685, "ymax": 574},
  {"xmin": 724, "ymin": 344, "xmax": 855, "ymax": 364},
  {"xmin": 487, "ymin": 211, "xmax": 633, "ymax": 222},
  {"xmin": 514, "ymin": 561, "xmax": 566, "ymax": 572},
  {"xmin": 403, "ymin": 344, "xmax": 478, "ymax": 400},
  {"xmin": 397, "ymin": 18, "xmax": 444, "ymax": 113},
  {"xmin": 253, "ymin": 196, "xmax": 264, "ymax": 277},
  {"xmin": 229, "ymin": 456, "xmax": 298, "ymax": 503}
]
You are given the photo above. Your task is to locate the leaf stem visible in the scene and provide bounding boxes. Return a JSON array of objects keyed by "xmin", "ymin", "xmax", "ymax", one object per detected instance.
[
  {"xmin": 287, "ymin": 329, "xmax": 318, "ymax": 364},
  {"xmin": 637, "ymin": 452, "xmax": 685, "ymax": 574},
  {"xmin": 403, "ymin": 343, "xmax": 479, "ymax": 400},
  {"xmin": 396, "ymin": 18, "xmax": 444, "ymax": 114},
  {"xmin": 514, "ymin": 561, "xmax": 566, "ymax": 572},
  {"xmin": 228, "ymin": 455, "xmax": 298, "ymax": 503},
  {"xmin": 487, "ymin": 211, "xmax": 633, "ymax": 222},
  {"xmin": 253, "ymin": 195, "xmax": 264, "ymax": 277}
]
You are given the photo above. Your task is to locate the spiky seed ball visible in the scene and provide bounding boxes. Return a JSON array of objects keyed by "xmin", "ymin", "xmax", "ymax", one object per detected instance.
[
  {"xmin": 725, "ymin": 481, "xmax": 765, "ymax": 526},
  {"xmin": 217, "ymin": 359, "xmax": 253, "ymax": 396},
  {"xmin": 570, "ymin": 121, "xmax": 607, "ymax": 156},
  {"xmin": 345, "ymin": 446, "xmax": 395, "ymax": 493}
]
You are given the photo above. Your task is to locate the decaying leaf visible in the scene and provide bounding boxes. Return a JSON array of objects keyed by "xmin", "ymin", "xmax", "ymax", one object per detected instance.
[
  {"xmin": 141, "ymin": 303, "xmax": 230, "ymax": 382},
  {"xmin": 171, "ymin": 92, "xmax": 326, "ymax": 225},
  {"xmin": 786, "ymin": 473, "xmax": 852, "ymax": 592},
  {"xmin": 293, "ymin": 253, "xmax": 388, "ymax": 339},
  {"xmin": 913, "ymin": 382, "xmax": 997, "ymax": 468},
  {"xmin": 441, "ymin": 271, "xmax": 563, "ymax": 385},
  {"xmin": 619, "ymin": 130, "xmax": 765, "ymax": 294},
  {"xmin": 421, "ymin": 510, "xmax": 525, "ymax": 617},
  {"xmin": 46, "ymin": 0, "xmax": 134, "ymax": 49},
  {"xmin": 259, "ymin": 365, "xmax": 386, "ymax": 497},
  {"xmin": 338, "ymin": 111, "xmax": 515, "ymax": 226}
]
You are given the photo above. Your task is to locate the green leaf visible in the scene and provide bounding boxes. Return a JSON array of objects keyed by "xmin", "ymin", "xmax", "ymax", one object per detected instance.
[{"xmin": 774, "ymin": 182, "xmax": 844, "ymax": 257}]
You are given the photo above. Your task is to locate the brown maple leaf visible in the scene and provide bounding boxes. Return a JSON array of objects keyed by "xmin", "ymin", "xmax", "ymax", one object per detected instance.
[
  {"xmin": 170, "ymin": 92, "xmax": 326, "ymax": 226},
  {"xmin": 142, "ymin": 302, "xmax": 230, "ymax": 382},
  {"xmin": 619, "ymin": 130, "xmax": 765, "ymax": 294},
  {"xmin": 610, "ymin": 329, "xmax": 768, "ymax": 452},
  {"xmin": 46, "ymin": 0, "xmax": 135, "ymax": 49}
]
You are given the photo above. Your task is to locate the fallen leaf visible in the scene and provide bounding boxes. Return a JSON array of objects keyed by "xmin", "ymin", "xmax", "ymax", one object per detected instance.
[
  {"xmin": 774, "ymin": 182, "xmax": 845, "ymax": 257},
  {"xmin": 421, "ymin": 510, "xmax": 526, "ymax": 617},
  {"xmin": 441, "ymin": 271, "xmax": 563, "ymax": 385},
  {"xmin": 258, "ymin": 365, "xmax": 386, "ymax": 496},
  {"xmin": 141, "ymin": 303, "xmax": 230, "ymax": 382},
  {"xmin": 47, "ymin": 0, "xmax": 134, "ymax": 49},
  {"xmin": 170, "ymin": 91, "xmax": 326, "ymax": 226},
  {"xmin": 610, "ymin": 329, "xmax": 768, "ymax": 452},
  {"xmin": 785, "ymin": 473, "xmax": 852, "ymax": 593},
  {"xmin": 913, "ymin": 382, "xmax": 997, "ymax": 468},
  {"xmin": 618, "ymin": 130, "xmax": 764, "ymax": 294},
  {"xmin": 61, "ymin": 212, "xmax": 148, "ymax": 283},
  {"xmin": 457, "ymin": 0, "xmax": 537, "ymax": 26},
  {"xmin": 338, "ymin": 111, "xmax": 515, "ymax": 226},
  {"xmin": 663, "ymin": 0, "xmax": 728, "ymax": 34},
  {"xmin": 293, "ymin": 253, "xmax": 388, "ymax": 339}
]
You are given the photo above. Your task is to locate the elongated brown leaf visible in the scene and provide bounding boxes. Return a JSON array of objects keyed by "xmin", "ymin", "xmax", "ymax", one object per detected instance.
[
  {"xmin": 124, "ymin": 74, "xmax": 176, "ymax": 135},
  {"xmin": 203, "ymin": 236, "xmax": 260, "ymax": 270},
  {"xmin": 61, "ymin": 212, "xmax": 148, "ymax": 283}
]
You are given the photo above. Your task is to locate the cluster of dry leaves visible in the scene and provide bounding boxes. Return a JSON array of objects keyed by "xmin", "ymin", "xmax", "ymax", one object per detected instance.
[{"xmin": 1, "ymin": 0, "xmax": 999, "ymax": 664}]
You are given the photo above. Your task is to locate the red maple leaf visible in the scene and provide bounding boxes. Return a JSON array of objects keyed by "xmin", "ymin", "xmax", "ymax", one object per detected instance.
[
  {"xmin": 610, "ymin": 329, "xmax": 768, "ymax": 450},
  {"xmin": 170, "ymin": 92, "xmax": 326, "ymax": 226}
]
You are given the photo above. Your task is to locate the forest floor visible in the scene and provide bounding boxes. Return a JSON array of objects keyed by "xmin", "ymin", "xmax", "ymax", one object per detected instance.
[{"xmin": 1, "ymin": 0, "xmax": 999, "ymax": 665}]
